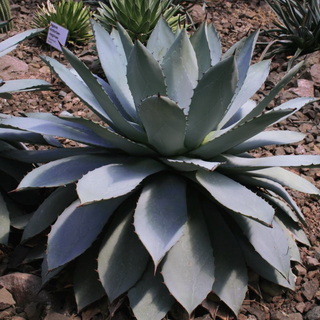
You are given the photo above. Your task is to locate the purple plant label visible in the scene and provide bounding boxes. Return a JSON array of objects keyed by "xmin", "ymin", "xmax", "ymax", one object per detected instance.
[{"xmin": 46, "ymin": 21, "xmax": 69, "ymax": 51}]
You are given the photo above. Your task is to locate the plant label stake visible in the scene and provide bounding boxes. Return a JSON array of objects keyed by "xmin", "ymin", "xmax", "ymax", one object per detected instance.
[
  {"xmin": 46, "ymin": 21, "xmax": 69, "ymax": 83},
  {"xmin": 46, "ymin": 21, "xmax": 69, "ymax": 52}
]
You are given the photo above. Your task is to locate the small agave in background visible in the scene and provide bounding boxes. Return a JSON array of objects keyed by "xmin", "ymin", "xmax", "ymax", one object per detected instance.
[
  {"xmin": 94, "ymin": 0, "xmax": 186, "ymax": 42},
  {"xmin": 32, "ymin": 0, "xmax": 92, "ymax": 44},
  {"xmin": 263, "ymin": 0, "xmax": 320, "ymax": 68},
  {"xmin": 1, "ymin": 17, "xmax": 320, "ymax": 319}
]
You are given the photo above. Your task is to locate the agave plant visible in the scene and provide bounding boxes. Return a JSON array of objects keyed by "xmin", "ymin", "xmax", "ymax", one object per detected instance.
[
  {"xmin": 263, "ymin": 0, "xmax": 320, "ymax": 68},
  {"xmin": 0, "ymin": 0, "xmax": 13, "ymax": 33},
  {"xmin": 1, "ymin": 18, "xmax": 319, "ymax": 318},
  {"xmin": 94, "ymin": 0, "xmax": 185, "ymax": 42},
  {"xmin": 32, "ymin": 0, "xmax": 92, "ymax": 44}
]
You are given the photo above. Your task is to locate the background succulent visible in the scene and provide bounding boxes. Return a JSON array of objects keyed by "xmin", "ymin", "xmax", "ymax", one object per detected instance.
[
  {"xmin": 1, "ymin": 18, "xmax": 319, "ymax": 319},
  {"xmin": 263, "ymin": 0, "xmax": 320, "ymax": 68},
  {"xmin": 94, "ymin": 0, "xmax": 186, "ymax": 42},
  {"xmin": 32, "ymin": 0, "xmax": 92, "ymax": 45},
  {"xmin": 0, "ymin": 0, "xmax": 13, "ymax": 33}
]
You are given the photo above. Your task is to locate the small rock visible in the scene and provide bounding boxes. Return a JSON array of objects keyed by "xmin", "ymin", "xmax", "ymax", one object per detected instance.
[
  {"xmin": 293, "ymin": 264, "xmax": 307, "ymax": 276},
  {"xmin": 0, "ymin": 56, "xmax": 29, "ymax": 80},
  {"xmin": 39, "ymin": 66, "xmax": 51, "ymax": 75},
  {"xmin": 58, "ymin": 91, "xmax": 67, "ymax": 98},
  {"xmin": 291, "ymin": 79, "xmax": 314, "ymax": 97},
  {"xmin": 25, "ymin": 302, "xmax": 43, "ymax": 320},
  {"xmin": 305, "ymin": 306, "xmax": 320, "ymax": 320},
  {"xmin": 294, "ymin": 292, "xmax": 304, "ymax": 303},
  {"xmin": 295, "ymin": 144, "xmax": 306, "ymax": 155},
  {"xmin": 314, "ymin": 247, "xmax": 320, "ymax": 261},
  {"xmin": 306, "ymin": 257, "xmax": 320, "ymax": 270},
  {"xmin": 288, "ymin": 313, "xmax": 303, "ymax": 320},
  {"xmin": 0, "ymin": 288, "xmax": 15, "ymax": 310},
  {"xmin": 310, "ymin": 64, "xmax": 320, "ymax": 86},
  {"xmin": 0, "ymin": 307, "xmax": 15, "ymax": 319},
  {"xmin": 0, "ymin": 273, "xmax": 52, "ymax": 307},
  {"xmin": 270, "ymin": 310, "xmax": 288, "ymax": 320},
  {"xmin": 295, "ymin": 302, "xmax": 305, "ymax": 313},
  {"xmin": 302, "ymin": 278, "xmax": 319, "ymax": 301},
  {"xmin": 189, "ymin": 4, "xmax": 206, "ymax": 25}
]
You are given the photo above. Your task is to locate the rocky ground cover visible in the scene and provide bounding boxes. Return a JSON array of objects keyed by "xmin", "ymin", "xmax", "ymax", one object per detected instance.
[{"xmin": 0, "ymin": 0, "xmax": 320, "ymax": 319}]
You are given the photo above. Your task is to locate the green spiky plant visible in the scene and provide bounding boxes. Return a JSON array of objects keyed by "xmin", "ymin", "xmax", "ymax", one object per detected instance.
[
  {"xmin": 1, "ymin": 18, "xmax": 319, "ymax": 318},
  {"xmin": 263, "ymin": 0, "xmax": 320, "ymax": 68},
  {"xmin": 0, "ymin": 0, "xmax": 13, "ymax": 33},
  {"xmin": 94, "ymin": 0, "xmax": 186, "ymax": 42},
  {"xmin": 32, "ymin": 0, "xmax": 92, "ymax": 44}
]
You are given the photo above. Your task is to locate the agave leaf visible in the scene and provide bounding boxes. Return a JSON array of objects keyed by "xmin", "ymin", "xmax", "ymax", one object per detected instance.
[
  {"xmin": 275, "ymin": 208, "xmax": 310, "ymax": 246},
  {"xmin": 17, "ymin": 154, "xmax": 125, "ymax": 190},
  {"xmin": 61, "ymin": 46, "xmax": 147, "ymax": 142},
  {"xmin": 192, "ymin": 109, "xmax": 293, "ymax": 159},
  {"xmin": 272, "ymin": 97, "xmax": 319, "ymax": 126},
  {"xmin": 74, "ymin": 246, "xmax": 106, "ymax": 312},
  {"xmin": 202, "ymin": 199, "xmax": 248, "ymax": 316},
  {"xmin": 110, "ymin": 28, "xmax": 128, "ymax": 65},
  {"xmin": 91, "ymin": 19, "xmax": 137, "ymax": 122},
  {"xmin": 223, "ymin": 99, "xmax": 257, "ymax": 128},
  {"xmin": 41, "ymin": 56, "xmax": 113, "ymax": 125},
  {"xmin": 226, "ymin": 131, "xmax": 306, "ymax": 154},
  {"xmin": 161, "ymin": 29, "xmax": 198, "ymax": 112},
  {"xmin": 245, "ymin": 167, "xmax": 320, "ymax": 196},
  {"xmin": 0, "ymin": 79, "xmax": 52, "ymax": 95},
  {"xmin": 0, "ymin": 156, "xmax": 33, "ymax": 181},
  {"xmin": 128, "ymin": 261, "xmax": 175, "ymax": 320},
  {"xmin": 42, "ymin": 253, "xmax": 65, "ymax": 285},
  {"xmin": 147, "ymin": 16, "xmax": 175, "ymax": 63},
  {"xmin": 116, "ymin": 22, "xmax": 134, "ymax": 60},
  {"xmin": 219, "ymin": 60, "xmax": 271, "ymax": 129},
  {"xmin": 0, "ymin": 116, "xmax": 112, "ymax": 149},
  {"xmin": 275, "ymin": 216, "xmax": 301, "ymax": 263},
  {"xmin": 47, "ymin": 196, "xmax": 126, "ymax": 270},
  {"xmin": 77, "ymin": 157, "xmax": 165, "ymax": 204},
  {"xmin": 219, "ymin": 154, "xmax": 320, "ymax": 171},
  {"xmin": 258, "ymin": 191, "xmax": 298, "ymax": 223},
  {"xmin": 230, "ymin": 211, "xmax": 290, "ymax": 279},
  {"xmin": 134, "ymin": 174, "xmax": 187, "ymax": 268},
  {"xmin": 22, "ymin": 184, "xmax": 77, "ymax": 242},
  {"xmin": 23, "ymin": 238, "xmax": 47, "ymax": 263},
  {"xmin": 3, "ymin": 147, "xmax": 104, "ymax": 164},
  {"xmin": 207, "ymin": 23, "xmax": 222, "ymax": 66},
  {"xmin": 239, "ymin": 61, "xmax": 304, "ymax": 123},
  {"xmin": 235, "ymin": 30, "xmax": 259, "ymax": 91},
  {"xmin": 185, "ymin": 56, "xmax": 238, "ymax": 149},
  {"xmin": 127, "ymin": 41, "xmax": 166, "ymax": 108},
  {"xmin": 139, "ymin": 96, "xmax": 186, "ymax": 156},
  {"xmin": 233, "ymin": 174, "xmax": 305, "ymax": 225},
  {"xmin": 0, "ymin": 28, "xmax": 43, "ymax": 57},
  {"xmin": 161, "ymin": 191, "xmax": 215, "ymax": 315},
  {"xmin": 0, "ymin": 128, "xmax": 51, "ymax": 145},
  {"xmin": 234, "ymin": 228, "xmax": 294, "ymax": 290},
  {"xmin": 160, "ymin": 157, "xmax": 221, "ymax": 172},
  {"xmin": 58, "ymin": 114, "xmax": 156, "ymax": 156},
  {"xmin": 190, "ymin": 22, "xmax": 211, "ymax": 78},
  {"xmin": 98, "ymin": 199, "xmax": 149, "ymax": 302},
  {"xmin": 0, "ymin": 192, "xmax": 10, "ymax": 245},
  {"xmin": 196, "ymin": 170, "xmax": 274, "ymax": 226}
]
